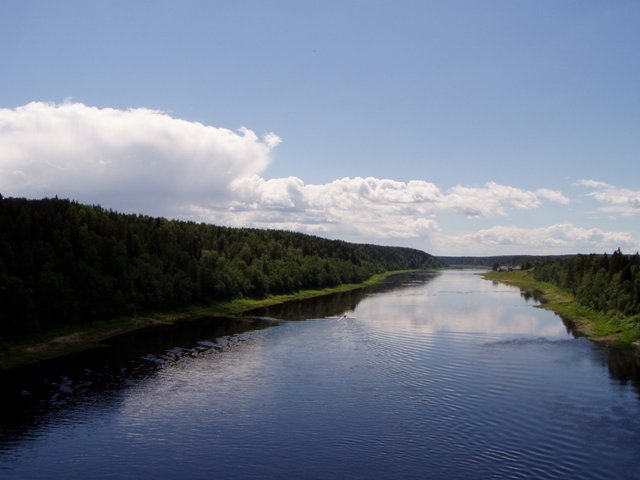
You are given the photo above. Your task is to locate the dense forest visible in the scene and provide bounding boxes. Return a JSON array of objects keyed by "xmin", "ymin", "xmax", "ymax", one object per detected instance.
[
  {"xmin": 0, "ymin": 196, "xmax": 438, "ymax": 339},
  {"xmin": 532, "ymin": 250, "xmax": 640, "ymax": 321}
]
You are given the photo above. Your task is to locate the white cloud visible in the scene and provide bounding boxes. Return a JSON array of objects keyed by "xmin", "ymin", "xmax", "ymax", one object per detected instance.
[
  {"xmin": 444, "ymin": 182, "xmax": 568, "ymax": 217},
  {"xmin": 441, "ymin": 224, "xmax": 638, "ymax": 255},
  {"xmin": 0, "ymin": 101, "xmax": 280, "ymax": 214},
  {"xmin": 3, "ymin": 101, "xmax": 602, "ymax": 255},
  {"xmin": 198, "ymin": 176, "xmax": 566, "ymax": 243},
  {"xmin": 212, "ymin": 176, "xmax": 443, "ymax": 241},
  {"xmin": 574, "ymin": 179, "xmax": 611, "ymax": 189},
  {"xmin": 575, "ymin": 179, "xmax": 640, "ymax": 216},
  {"xmin": 535, "ymin": 188, "xmax": 571, "ymax": 205}
]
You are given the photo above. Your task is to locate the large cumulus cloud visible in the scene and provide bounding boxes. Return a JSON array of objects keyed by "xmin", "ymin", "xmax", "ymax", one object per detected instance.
[
  {"xmin": 2, "ymin": 101, "xmax": 635, "ymax": 254},
  {"xmin": 0, "ymin": 101, "xmax": 280, "ymax": 214}
]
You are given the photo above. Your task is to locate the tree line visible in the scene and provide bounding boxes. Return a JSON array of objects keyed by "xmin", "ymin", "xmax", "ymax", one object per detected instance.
[
  {"xmin": 532, "ymin": 249, "xmax": 640, "ymax": 320},
  {"xmin": 0, "ymin": 196, "xmax": 438, "ymax": 339},
  {"xmin": 437, "ymin": 255, "xmax": 568, "ymax": 269}
]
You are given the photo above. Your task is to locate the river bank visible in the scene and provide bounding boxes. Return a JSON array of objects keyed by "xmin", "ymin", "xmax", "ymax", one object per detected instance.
[
  {"xmin": 0, "ymin": 270, "xmax": 417, "ymax": 371},
  {"xmin": 484, "ymin": 269, "xmax": 640, "ymax": 346},
  {"xmin": 4, "ymin": 269, "xmax": 640, "ymax": 479}
]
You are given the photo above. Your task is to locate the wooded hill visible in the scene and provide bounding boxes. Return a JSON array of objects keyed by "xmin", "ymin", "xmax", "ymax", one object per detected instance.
[{"xmin": 0, "ymin": 196, "xmax": 438, "ymax": 339}]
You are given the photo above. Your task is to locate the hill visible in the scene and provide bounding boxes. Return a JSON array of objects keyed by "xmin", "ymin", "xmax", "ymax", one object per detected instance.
[{"xmin": 0, "ymin": 196, "xmax": 438, "ymax": 339}]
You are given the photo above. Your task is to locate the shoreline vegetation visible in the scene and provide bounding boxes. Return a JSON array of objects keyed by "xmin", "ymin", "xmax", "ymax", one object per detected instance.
[
  {"xmin": 0, "ymin": 270, "xmax": 415, "ymax": 371},
  {"xmin": 484, "ymin": 269, "xmax": 640, "ymax": 347},
  {"xmin": 0, "ymin": 197, "xmax": 439, "ymax": 371},
  {"xmin": 4, "ymin": 266, "xmax": 639, "ymax": 370}
]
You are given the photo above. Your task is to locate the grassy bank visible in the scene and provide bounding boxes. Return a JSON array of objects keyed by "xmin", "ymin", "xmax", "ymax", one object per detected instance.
[
  {"xmin": 0, "ymin": 270, "xmax": 415, "ymax": 371},
  {"xmin": 484, "ymin": 270, "xmax": 640, "ymax": 345}
]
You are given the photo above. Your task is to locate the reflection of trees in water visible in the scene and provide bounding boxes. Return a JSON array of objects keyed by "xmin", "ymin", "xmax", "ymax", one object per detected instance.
[
  {"xmin": 0, "ymin": 317, "xmax": 273, "ymax": 452},
  {"xmin": 519, "ymin": 289, "xmax": 543, "ymax": 303},
  {"xmin": 561, "ymin": 316, "xmax": 640, "ymax": 397},
  {"xmin": 513, "ymin": 284, "xmax": 640, "ymax": 394},
  {"xmin": 246, "ymin": 289, "xmax": 369, "ymax": 320},
  {"xmin": 559, "ymin": 317, "xmax": 579, "ymax": 338},
  {"xmin": 0, "ymin": 274, "xmax": 434, "ymax": 450},
  {"xmin": 245, "ymin": 271, "xmax": 438, "ymax": 321},
  {"xmin": 6, "ymin": 269, "xmax": 639, "ymax": 454},
  {"xmin": 606, "ymin": 346, "xmax": 640, "ymax": 395}
]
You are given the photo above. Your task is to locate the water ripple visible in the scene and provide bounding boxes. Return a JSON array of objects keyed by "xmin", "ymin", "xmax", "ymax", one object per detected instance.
[{"xmin": 1, "ymin": 271, "xmax": 640, "ymax": 479}]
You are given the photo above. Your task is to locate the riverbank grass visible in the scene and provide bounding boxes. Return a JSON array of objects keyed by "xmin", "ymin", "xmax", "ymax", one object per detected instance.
[
  {"xmin": 484, "ymin": 270, "xmax": 640, "ymax": 345},
  {"xmin": 0, "ymin": 270, "xmax": 417, "ymax": 371}
]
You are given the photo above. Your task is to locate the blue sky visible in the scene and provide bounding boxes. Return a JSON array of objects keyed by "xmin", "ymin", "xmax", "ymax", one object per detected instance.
[{"xmin": 1, "ymin": 0, "xmax": 639, "ymax": 255}]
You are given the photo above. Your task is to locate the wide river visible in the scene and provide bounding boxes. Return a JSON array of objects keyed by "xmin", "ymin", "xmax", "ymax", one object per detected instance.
[{"xmin": 1, "ymin": 270, "xmax": 640, "ymax": 479}]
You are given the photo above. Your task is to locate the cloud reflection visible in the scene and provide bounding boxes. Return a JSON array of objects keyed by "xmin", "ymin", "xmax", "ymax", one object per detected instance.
[{"xmin": 352, "ymin": 271, "xmax": 570, "ymax": 338}]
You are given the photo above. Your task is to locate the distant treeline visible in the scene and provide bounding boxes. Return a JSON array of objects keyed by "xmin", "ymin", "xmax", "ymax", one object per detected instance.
[
  {"xmin": 0, "ymin": 197, "xmax": 438, "ymax": 338},
  {"xmin": 437, "ymin": 255, "xmax": 568, "ymax": 268},
  {"xmin": 533, "ymin": 249, "xmax": 640, "ymax": 319}
]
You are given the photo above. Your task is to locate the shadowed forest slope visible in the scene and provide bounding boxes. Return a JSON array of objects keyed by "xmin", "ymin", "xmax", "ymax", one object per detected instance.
[{"xmin": 0, "ymin": 196, "xmax": 438, "ymax": 339}]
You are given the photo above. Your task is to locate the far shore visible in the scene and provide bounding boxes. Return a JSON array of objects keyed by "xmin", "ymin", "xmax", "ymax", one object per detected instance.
[
  {"xmin": 484, "ymin": 269, "xmax": 640, "ymax": 348},
  {"xmin": 0, "ymin": 270, "xmax": 421, "ymax": 371}
]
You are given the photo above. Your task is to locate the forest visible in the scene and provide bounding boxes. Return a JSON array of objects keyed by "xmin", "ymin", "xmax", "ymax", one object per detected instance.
[
  {"xmin": 0, "ymin": 196, "xmax": 438, "ymax": 339},
  {"xmin": 532, "ymin": 250, "xmax": 640, "ymax": 322}
]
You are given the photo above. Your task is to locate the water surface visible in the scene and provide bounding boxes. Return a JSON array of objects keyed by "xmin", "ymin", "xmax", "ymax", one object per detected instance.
[{"xmin": 1, "ymin": 270, "xmax": 639, "ymax": 479}]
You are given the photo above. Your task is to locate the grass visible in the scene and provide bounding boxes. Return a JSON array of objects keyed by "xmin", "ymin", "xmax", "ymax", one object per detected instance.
[
  {"xmin": 0, "ymin": 270, "xmax": 417, "ymax": 371},
  {"xmin": 484, "ymin": 270, "xmax": 640, "ymax": 345}
]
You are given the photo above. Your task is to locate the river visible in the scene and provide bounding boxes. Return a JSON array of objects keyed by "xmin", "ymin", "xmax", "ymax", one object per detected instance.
[{"xmin": 1, "ymin": 270, "xmax": 639, "ymax": 479}]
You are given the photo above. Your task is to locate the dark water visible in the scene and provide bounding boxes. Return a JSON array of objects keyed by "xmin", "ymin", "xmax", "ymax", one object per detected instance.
[{"xmin": 1, "ymin": 270, "xmax": 640, "ymax": 479}]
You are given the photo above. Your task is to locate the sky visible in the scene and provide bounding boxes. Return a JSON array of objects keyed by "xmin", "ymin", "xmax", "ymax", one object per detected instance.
[{"xmin": 1, "ymin": 0, "xmax": 639, "ymax": 256}]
